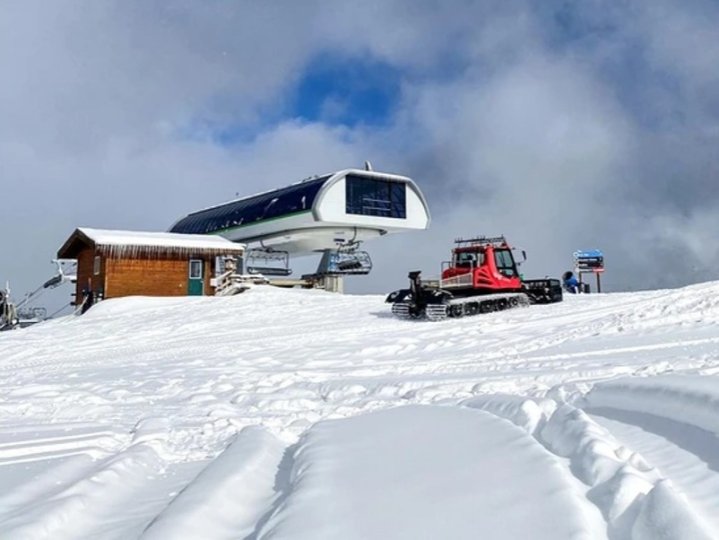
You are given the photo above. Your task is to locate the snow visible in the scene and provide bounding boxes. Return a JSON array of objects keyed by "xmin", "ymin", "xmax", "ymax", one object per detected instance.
[
  {"xmin": 585, "ymin": 375, "xmax": 719, "ymax": 437},
  {"xmin": 254, "ymin": 405, "xmax": 602, "ymax": 540},
  {"xmin": 142, "ymin": 426, "xmax": 285, "ymax": 540},
  {"xmin": 76, "ymin": 227, "xmax": 245, "ymax": 252},
  {"xmin": 1, "ymin": 282, "xmax": 719, "ymax": 539}
]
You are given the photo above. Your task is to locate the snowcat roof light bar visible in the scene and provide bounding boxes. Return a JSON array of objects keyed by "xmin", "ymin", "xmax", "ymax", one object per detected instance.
[{"xmin": 454, "ymin": 236, "xmax": 508, "ymax": 248}]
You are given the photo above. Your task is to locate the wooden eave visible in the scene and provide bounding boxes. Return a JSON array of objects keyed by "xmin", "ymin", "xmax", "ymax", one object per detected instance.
[
  {"xmin": 57, "ymin": 228, "xmax": 96, "ymax": 259},
  {"xmin": 57, "ymin": 228, "xmax": 244, "ymax": 260},
  {"xmin": 93, "ymin": 244, "xmax": 243, "ymax": 259}
]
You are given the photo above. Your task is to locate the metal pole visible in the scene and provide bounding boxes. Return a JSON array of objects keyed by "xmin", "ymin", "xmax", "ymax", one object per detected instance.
[{"xmin": 596, "ymin": 272, "xmax": 601, "ymax": 293}]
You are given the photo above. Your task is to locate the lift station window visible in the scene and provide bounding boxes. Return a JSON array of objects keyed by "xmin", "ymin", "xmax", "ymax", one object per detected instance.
[
  {"xmin": 345, "ymin": 175, "xmax": 406, "ymax": 219},
  {"xmin": 172, "ymin": 175, "xmax": 330, "ymax": 235}
]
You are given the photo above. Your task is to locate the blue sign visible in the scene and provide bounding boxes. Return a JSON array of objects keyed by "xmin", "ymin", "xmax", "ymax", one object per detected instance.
[
  {"xmin": 573, "ymin": 249, "xmax": 603, "ymax": 259},
  {"xmin": 574, "ymin": 249, "xmax": 604, "ymax": 271}
]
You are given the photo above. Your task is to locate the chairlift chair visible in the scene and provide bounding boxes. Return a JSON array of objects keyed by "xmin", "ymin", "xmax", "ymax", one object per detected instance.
[
  {"xmin": 245, "ymin": 248, "xmax": 292, "ymax": 277},
  {"xmin": 317, "ymin": 242, "xmax": 373, "ymax": 276}
]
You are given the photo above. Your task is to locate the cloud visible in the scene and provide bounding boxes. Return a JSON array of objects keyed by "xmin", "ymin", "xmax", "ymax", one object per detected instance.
[
  {"xmin": 356, "ymin": 53, "xmax": 632, "ymax": 292},
  {"xmin": 1, "ymin": 0, "xmax": 719, "ymax": 312}
]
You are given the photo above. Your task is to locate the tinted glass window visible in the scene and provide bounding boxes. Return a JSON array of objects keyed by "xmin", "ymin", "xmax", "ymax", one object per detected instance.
[
  {"xmin": 455, "ymin": 251, "xmax": 484, "ymax": 267},
  {"xmin": 171, "ymin": 175, "xmax": 330, "ymax": 234},
  {"xmin": 345, "ymin": 175, "xmax": 406, "ymax": 218},
  {"xmin": 494, "ymin": 249, "xmax": 517, "ymax": 277}
]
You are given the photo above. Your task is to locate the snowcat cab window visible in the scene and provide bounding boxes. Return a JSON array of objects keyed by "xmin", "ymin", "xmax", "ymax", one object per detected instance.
[
  {"xmin": 494, "ymin": 249, "xmax": 517, "ymax": 277},
  {"xmin": 456, "ymin": 251, "xmax": 484, "ymax": 268}
]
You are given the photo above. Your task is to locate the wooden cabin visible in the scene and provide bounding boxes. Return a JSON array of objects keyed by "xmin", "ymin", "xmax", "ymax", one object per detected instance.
[{"xmin": 57, "ymin": 228, "xmax": 245, "ymax": 306}]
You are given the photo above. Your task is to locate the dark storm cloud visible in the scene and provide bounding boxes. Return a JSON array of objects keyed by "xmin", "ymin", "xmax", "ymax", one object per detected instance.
[{"xmin": 1, "ymin": 0, "xmax": 718, "ymax": 308}]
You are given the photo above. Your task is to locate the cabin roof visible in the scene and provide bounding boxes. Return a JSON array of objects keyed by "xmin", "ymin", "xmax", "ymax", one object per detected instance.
[{"xmin": 58, "ymin": 228, "xmax": 245, "ymax": 259}]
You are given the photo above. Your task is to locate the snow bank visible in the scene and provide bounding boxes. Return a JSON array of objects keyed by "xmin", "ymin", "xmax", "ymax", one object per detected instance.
[
  {"xmin": 540, "ymin": 403, "xmax": 659, "ymax": 535},
  {"xmin": 463, "ymin": 393, "xmax": 556, "ymax": 434},
  {"xmin": 0, "ymin": 443, "xmax": 165, "ymax": 539},
  {"xmin": 255, "ymin": 405, "xmax": 599, "ymax": 540},
  {"xmin": 141, "ymin": 426, "xmax": 286, "ymax": 540},
  {"xmin": 585, "ymin": 375, "xmax": 719, "ymax": 437},
  {"xmin": 462, "ymin": 392, "xmax": 717, "ymax": 539},
  {"xmin": 632, "ymin": 480, "xmax": 714, "ymax": 540},
  {"xmin": 2, "ymin": 280, "xmax": 719, "ymax": 538},
  {"xmin": 541, "ymin": 402, "xmax": 719, "ymax": 539}
]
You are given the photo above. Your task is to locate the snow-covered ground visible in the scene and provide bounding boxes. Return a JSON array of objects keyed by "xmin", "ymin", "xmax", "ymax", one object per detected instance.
[{"xmin": 1, "ymin": 283, "xmax": 719, "ymax": 539}]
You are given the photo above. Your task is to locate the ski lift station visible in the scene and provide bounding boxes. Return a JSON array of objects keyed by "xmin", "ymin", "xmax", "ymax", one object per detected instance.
[
  {"xmin": 2, "ymin": 165, "xmax": 429, "ymax": 329},
  {"xmin": 169, "ymin": 166, "xmax": 431, "ymax": 280}
]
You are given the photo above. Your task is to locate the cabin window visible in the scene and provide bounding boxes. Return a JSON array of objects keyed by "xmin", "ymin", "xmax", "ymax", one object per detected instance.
[
  {"xmin": 345, "ymin": 175, "xmax": 406, "ymax": 219},
  {"xmin": 93, "ymin": 255, "xmax": 101, "ymax": 275},
  {"xmin": 494, "ymin": 250, "xmax": 517, "ymax": 277},
  {"xmin": 189, "ymin": 259, "xmax": 204, "ymax": 279}
]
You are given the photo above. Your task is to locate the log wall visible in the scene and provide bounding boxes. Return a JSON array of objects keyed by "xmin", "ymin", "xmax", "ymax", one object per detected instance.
[
  {"xmin": 73, "ymin": 248, "xmax": 214, "ymax": 303},
  {"xmin": 105, "ymin": 257, "xmax": 213, "ymax": 299},
  {"xmin": 74, "ymin": 246, "xmax": 105, "ymax": 305}
]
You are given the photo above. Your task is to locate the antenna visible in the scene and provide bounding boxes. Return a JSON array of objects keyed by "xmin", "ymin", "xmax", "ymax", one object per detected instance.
[{"xmin": 364, "ymin": 160, "xmax": 373, "ymax": 172}]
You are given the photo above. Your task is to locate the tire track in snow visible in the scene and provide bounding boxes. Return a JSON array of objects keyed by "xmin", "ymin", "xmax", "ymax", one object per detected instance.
[
  {"xmin": 0, "ymin": 429, "xmax": 125, "ymax": 465},
  {"xmin": 0, "ymin": 442, "xmax": 189, "ymax": 539},
  {"xmin": 0, "ymin": 289, "xmax": 670, "ymax": 379},
  {"xmin": 0, "ymin": 425, "xmax": 288, "ymax": 540},
  {"xmin": 464, "ymin": 395, "xmax": 716, "ymax": 539},
  {"xmin": 0, "ymin": 425, "xmax": 131, "ymax": 524},
  {"xmin": 589, "ymin": 408, "xmax": 719, "ymax": 535},
  {"xmin": 141, "ymin": 426, "xmax": 287, "ymax": 540}
]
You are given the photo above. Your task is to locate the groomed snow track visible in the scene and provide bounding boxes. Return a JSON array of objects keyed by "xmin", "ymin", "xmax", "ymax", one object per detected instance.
[{"xmin": 1, "ymin": 282, "xmax": 719, "ymax": 538}]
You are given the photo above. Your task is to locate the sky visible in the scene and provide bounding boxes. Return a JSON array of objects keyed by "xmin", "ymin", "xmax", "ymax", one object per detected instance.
[{"xmin": 2, "ymin": 0, "xmax": 719, "ymax": 311}]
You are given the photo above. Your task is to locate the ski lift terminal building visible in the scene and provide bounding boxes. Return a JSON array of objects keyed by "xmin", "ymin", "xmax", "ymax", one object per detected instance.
[{"xmin": 169, "ymin": 168, "xmax": 430, "ymax": 257}]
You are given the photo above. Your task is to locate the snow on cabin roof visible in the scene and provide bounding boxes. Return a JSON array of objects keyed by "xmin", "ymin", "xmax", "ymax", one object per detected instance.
[
  {"xmin": 58, "ymin": 227, "xmax": 244, "ymax": 259},
  {"xmin": 78, "ymin": 228, "xmax": 244, "ymax": 250}
]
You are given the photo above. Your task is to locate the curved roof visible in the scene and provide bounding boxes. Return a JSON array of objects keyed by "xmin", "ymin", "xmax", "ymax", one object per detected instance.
[
  {"xmin": 170, "ymin": 174, "xmax": 332, "ymax": 235},
  {"xmin": 169, "ymin": 168, "xmax": 427, "ymax": 238}
]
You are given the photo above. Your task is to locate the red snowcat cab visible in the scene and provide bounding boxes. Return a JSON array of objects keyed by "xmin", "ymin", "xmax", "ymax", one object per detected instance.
[{"xmin": 386, "ymin": 236, "xmax": 562, "ymax": 321}]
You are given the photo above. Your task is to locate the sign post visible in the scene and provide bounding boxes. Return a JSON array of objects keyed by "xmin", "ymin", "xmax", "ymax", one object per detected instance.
[{"xmin": 573, "ymin": 249, "xmax": 605, "ymax": 293}]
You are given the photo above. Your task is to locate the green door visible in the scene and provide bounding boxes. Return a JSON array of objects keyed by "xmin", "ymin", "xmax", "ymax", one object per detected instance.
[{"xmin": 188, "ymin": 259, "xmax": 204, "ymax": 295}]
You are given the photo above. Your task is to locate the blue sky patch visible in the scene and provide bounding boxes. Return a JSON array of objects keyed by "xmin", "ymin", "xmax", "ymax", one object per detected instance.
[
  {"xmin": 289, "ymin": 54, "xmax": 402, "ymax": 127},
  {"xmin": 183, "ymin": 54, "xmax": 404, "ymax": 146}
]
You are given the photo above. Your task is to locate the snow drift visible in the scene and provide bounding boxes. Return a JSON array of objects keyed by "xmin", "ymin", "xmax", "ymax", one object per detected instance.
[{"xmin": 1, "ymin": 282, "xmax": 719, "ymax": 539}]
